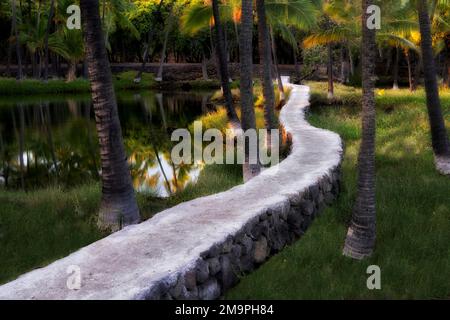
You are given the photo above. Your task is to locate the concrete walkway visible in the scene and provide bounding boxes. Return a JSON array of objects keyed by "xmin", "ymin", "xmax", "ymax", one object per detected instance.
[{"xmin": 0, "ymin": 79, "xmax": 343, "ymax": 299}]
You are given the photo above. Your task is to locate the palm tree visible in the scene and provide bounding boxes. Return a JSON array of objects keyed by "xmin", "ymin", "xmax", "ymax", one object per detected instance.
[
  {"xmin": 417, "ymin": 0, "xmax": 450, "ymax": 175},
  {"xmin": 49, "ymin": 29, "xmax": 85, "ymax": 81},
  {"xmin": 12, "ymin": 0, "xmax": 23, "ymax": 80},
  {"xmin": 43, "ymin": 0, "xmax": 55, "ymax": 81},
  {"xmin": 156, "ymin": 4, "xmax": 175, "ymax": 81},
  {"xmin": 134, "ymin": 0, "xmax": 165, "ymax": 83},
  {"xmin": 343, "ymin": 0, "xmax": 377, "ymax": 259},
  {"xmin": 256, "ymin": 0, "xmax": 277, "ymax": 131},
  {"xmin": 80, "ymin": 0, "xmax": 140, "ymax": 231},
  {"xmin": 327, "ymin": 42, "xmax": 334, "ymax": 99},
  {"xmin": 212, "ymin": 0, "xmax": 240, "ymax": 126},
  {"xmin": 240, "ymin": 0, "xmax": 260, "ymax": 181}
]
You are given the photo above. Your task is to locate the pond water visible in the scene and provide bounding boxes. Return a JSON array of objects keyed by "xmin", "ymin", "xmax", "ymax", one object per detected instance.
[{"xmin": 0, "ymin": 90, "xmax": 216, "ymax": 197}]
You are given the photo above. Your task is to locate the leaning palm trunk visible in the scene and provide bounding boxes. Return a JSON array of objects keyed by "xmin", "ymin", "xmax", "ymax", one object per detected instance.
[
  {"xmin": 43, "ymin": 0, "xmax": 55, "ymax": 82},
  {"xmin": 212, "ymin": 0, "xmax": 240, "ymax": 126},
  {"xmin": 240, "ymin": 0, "xmax": 260, "ymax": 182},
  {"xmin": 135, "ymin": 0, "xmax": 164, "ymax": 83},
  {"xmin": 417, "ymin": 0, "xmax": 450, "ymax": 175},
  {"xmin": 327, "ymin": 43, "xmax": 334, "ymax": 99},
  {"xmin": 12, "ymin": 0, "xmax": 23, "ymax": 80},
  {"xmin": 405, "ymin": 49, "xmax": 413, "ymax": 91},
  {"xmin": 201, "ymin": 53, "xmax": 209, "ymax": 80},
  {"xmin": 156, "ymin": 7, "xmax": 175, "ymax": 81},
  {"xmin": 343, "ymin": 0, "xmax": 377, "ymax": 259},
  {"xmin": 80, "ymin": 0, "xmax": 140, "ymax": 231},
  {"xmin": 392, "ymin": 46, "xmax": 400, "ymax": 90},
  {"xmin": 269, "ymin": 27, "xmax": 285, "ymax": 104},
  {"xmin": 256, "ymin": 0, "xmax": 277, "ymax": 132}
]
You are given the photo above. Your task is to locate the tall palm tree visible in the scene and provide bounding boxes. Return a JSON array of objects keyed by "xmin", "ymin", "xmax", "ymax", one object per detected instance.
[
  {"xmin": 327, "ymin": 42, "xmax": 334, "ymax": 99},
  {"xmin": 417, "ymin": 0, "xmax": 450, "ymax": 175},
  {"xmin": 343, "ymin": 0, "xmax": 377, "ymax": 259},
  {"xmin": 80, "ymin": 0, "xmax": 140, "ymax": 231},
  {"xmin": 212, "ymin": 0, "xmax": 240, "ymax": 126},
  {"xmin": 256, "ymin": 0, "xmax": 277, "ymax": 131},
  {"xmin": 156, "ymin": 4, "xmax": 175, "ymax": 81},
  {"xmin": 134, "ymin": 0, "xmax": 165, "ymax": 83},
  {"xmin": 43, "ymin": 0, "xmax": 55, "ymax": 81},
  {"xmin": 12, "ymin": 0, "xmax": 23, "ymax": 80},
  {"xmin": 240, "ymin": 0, "xmax": 260, "ymax": 181}
]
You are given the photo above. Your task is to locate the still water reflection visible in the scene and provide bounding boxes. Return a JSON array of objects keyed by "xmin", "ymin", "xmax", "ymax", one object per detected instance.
[{"xmin": 0, "ymin": 90, "xmax": 215, "ymax": 197}]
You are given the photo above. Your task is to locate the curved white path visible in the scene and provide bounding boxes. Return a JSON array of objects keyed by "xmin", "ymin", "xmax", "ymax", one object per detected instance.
[{"xmin": 0, "ymin": 80, "xmax": 343, "ymax": 299}]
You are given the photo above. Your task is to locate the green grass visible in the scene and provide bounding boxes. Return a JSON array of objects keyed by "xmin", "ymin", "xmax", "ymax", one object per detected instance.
[
  {"xmin": 227, "ymin": 82, "xmax": 450, "ymax": 299},
  {"xmin": 0, "ymin": 162, "xmax": 242, "ymax": 285}
]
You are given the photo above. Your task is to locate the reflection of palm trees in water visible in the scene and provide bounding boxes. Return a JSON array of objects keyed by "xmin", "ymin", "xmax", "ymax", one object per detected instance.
[
  {"xmin": 135, "ymin": 93, "xmax": 201, "ymax": 196},
  {"xmin": 39, "ymin": 101, "xmax": 58, "ymax": 174},
  {"xmin": 0, "ymin": 92, "xmax": 209, "ymax": 193}
]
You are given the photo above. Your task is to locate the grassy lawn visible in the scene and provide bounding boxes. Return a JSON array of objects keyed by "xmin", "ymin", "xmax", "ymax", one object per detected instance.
[
  {"xmin": 227, "ymin": 82, "xmax": 450, "ymax": 299},
  {"xmin": 0, "ymin": 163, "xmax": 242, "ymax": 285}
]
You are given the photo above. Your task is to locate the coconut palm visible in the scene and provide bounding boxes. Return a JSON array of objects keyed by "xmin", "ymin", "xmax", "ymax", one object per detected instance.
[
  {"xmin": 304, "ymin": 0, "xmax": 361, "ymax": 96},
  {"xmin": 80, "ymin": 0, "xmax": 140, "ymax": 231},
  {"xmin": 212, "ymin": 0, "xmax": 240, "ymax": 125},
  {"xmin": 49, "ymin": 28, "xmax": 85, "ymax": 81},
  {"xmin": 11, "ymin": 0, "xmax": 23, "ymax": 80},
  {"xmin": 416, "ymin": 0, "xmax": 450, "ymax": 175},
  {"xmin": 155, "ymin": 4, "xmax": 176, "ymax": 81},
  {"xmin": 134, "ymin": 0, "xmax": 165, "ymax": 83},
  {"xmin": 343, "ymin": 0, "xmax": 377, "ymax": 259},
  {"xmin": 43, "ymin": 0, "xmax": 55, "ymax": 81},
  {"xmin": 240, "ymin": 0, "xmax": 260, "ymax": 181},
  {"xmin": 256, "ymin": 0, "xmax": 277, "ymax": 130}
]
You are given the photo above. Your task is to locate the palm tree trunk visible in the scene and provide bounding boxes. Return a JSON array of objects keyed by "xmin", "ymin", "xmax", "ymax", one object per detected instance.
[
  {"xmin": 269, "ymin": 27, "xmax": 285, "ymax": 103},
  {"xmin": 293, "ymin": 46, "xmax": 301, "ymax": 81},
  {"xmin": 405, "ymin": 49, "xmax": 413, "ymax": 91},
  {"xmin": 211, "ymin": 0, "xmax": 240, "ymax": 126},
  {"xmin": 412, "ymin": 52, "xmax": 421, "ymax": 91},
  {"xmin": 343, "ymin": 0, "xmax": 377, "ymax": 259},
  {"xmin": 201, "ymin": 53, "xmax": 209, "ymax": 80},
  {"xmin": 156, "ymin": 7, "xmax": 174, "ymax": 82},
  {"xmin": 327, "ymin": 43, "xmax": 334, "ymax": 99},
  {"xmin": 256, "ymin": 0, "xmax": 277, "ymax": 130},
  {"xmin": 393, "ymin": 46, "xmax": 400, "ymax": 90},
  {"xmin": 348, "ymin": 44, "xmax": 354, "ymax": 76},
  {"xmin": 233, "ymin": 20, "xmax": 239, "ymax": 63},
  {"xmin": 445, "ymin": 33, "xmax": 450, "ymax": 88},
  {"xmin": 43, "ymin": 0, "xmax": 55, "ymax": 82},
  {"xmin": 240, "ymin": 0, "xmax": 260, "ymax": 182},
  {"xmin": 66, "ymin": 61, "xmax": 77, "ymax": 82},
  {"xmin": 80, "ymin": 0, "xmax": 140, "ymax": 231},
  {"xmin": 12, "ymin": 0, "xmax": 23, "ymax": 80},
  {"xmin": 6, "ymin": 38, "xmax": 12, "ymax": 77},
  {"xmin": 417, "ymin": 0, "xmax": 450, "ymax": 174}
]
